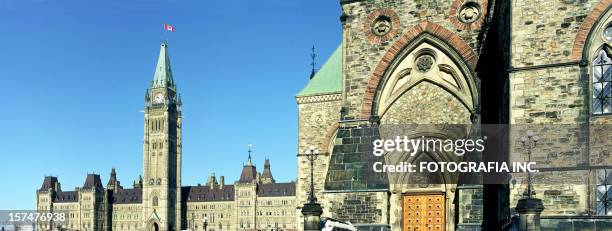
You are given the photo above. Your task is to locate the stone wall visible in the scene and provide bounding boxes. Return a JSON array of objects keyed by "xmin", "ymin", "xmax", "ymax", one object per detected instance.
[
  {"xmin": 380, "ymin": 82, "xmax": 472, "ymax": 124},
  {"xmin": 324, "ymin": 122, "xmax": 387, "ymax": 191},
  {"xmin": 510, "ymin": 0, "xmax": 601, "ymax": 67},
  {"xmin": 321, "ymin": 191, "xmax": 389, "ymax": 224},
  {"xmin": 509, "ymin": 66, "xmax": 587, "ymax": 124}
]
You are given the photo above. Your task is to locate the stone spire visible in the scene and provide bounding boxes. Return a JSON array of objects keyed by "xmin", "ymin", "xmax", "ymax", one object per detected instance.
[
  {"xmin": 107, "ymin": 167, "xmax": 121, "ymax": 191},
  {"xmin": 261, "ymin": 158, "xmax": 275, "ymax": 184},
  {"xmin": 152, "ymin": 41, "xmax": 175, "ymax": 89},
  {"xmin": 144, "ymin": 88, "xmax": 150, "ymax": 104},
  {"xmin": 133, "ymin": 175, "xmax": 143, "ymax": 188},
  {"xmin": 108, "ymin": 168, "xmax": 117, "ymax": 184}
]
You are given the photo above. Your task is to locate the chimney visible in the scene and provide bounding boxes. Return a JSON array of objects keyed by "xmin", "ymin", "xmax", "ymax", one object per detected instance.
[
  {"xmin": 208, "ymin": 173, "xmax": 217, "ymax": 189},
  {"xmin": 219, "ymin": 176, "xmax": 225, "ymax": 189}
]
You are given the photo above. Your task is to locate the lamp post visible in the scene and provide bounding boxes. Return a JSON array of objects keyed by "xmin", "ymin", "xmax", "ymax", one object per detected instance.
[
  {"xmin": 515, "ymin": 130, "xmax": 544, "ymax": 231},
  {"xmin": 203, "ymin": 216, "xmax": 208, "ymax": 231},
  {"xmin": 307, "ymin": 146, "xmax": 319, "ymax": 203},
  {"xmin": 520, "ymin": 130, "xmax": 538, "ymax": 198},
  {"xmin": 301, "ymin": 145, "xmax": 322, "ymax": 231}
]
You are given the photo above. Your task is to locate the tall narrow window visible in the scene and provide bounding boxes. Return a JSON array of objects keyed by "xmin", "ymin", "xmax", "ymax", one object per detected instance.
[
  {"xmin": 593, "ymin": 49, "xmax": 612, "ymax": 115},
  {"xmin": 152, "ymin": 196, "xmax": 158, "ymax": 207},
  {"xmin": 597, "ymin": 169, "xmax": 612, "ymax": 215}
]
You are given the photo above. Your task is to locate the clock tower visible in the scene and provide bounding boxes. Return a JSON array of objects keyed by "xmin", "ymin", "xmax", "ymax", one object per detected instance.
[{"xmin": 142, "ymin": 41, "xmax": 183, "ymax": 231}]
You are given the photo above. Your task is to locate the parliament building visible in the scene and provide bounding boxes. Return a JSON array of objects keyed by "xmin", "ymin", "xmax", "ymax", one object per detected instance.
[
  {"xmin": 36, "ymin": 42, "xmax": 298, "ymax": 231},
  {"xmin": 34, "ymin": 0, "xmax": 612, "ymax": 230}
]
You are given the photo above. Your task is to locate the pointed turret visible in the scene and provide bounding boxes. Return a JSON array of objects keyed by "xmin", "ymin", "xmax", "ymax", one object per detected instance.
[
  {"xmin": 108, "ymin": 168, "xmax": 117, "ymax": 184},
  {"xmin": 261, "ymin": 159, "xmax": 275, "ymax": 184},
  {"xmin": 107, "ymin": 167, "xmax": 121, "ymax": 191},
  {"xmin": 134, "ymin": 175, "xmax": 143, "ymax": 188},
  {"xmin": 239, "ymin": 145, "xmax": 257, "ymax": 183},
  {"xmin": 152, "ymin": 41, "xmax": 175, "ymax": 89},
  {"xmin": 144, "ymin": 88, "xmax": 150, "ymax": 103}
]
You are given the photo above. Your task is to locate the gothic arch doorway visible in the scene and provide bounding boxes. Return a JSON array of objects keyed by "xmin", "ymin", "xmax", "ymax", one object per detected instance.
[{"xmin": 150, "ymin": 222, "xmax": 159, "ymax": 231}]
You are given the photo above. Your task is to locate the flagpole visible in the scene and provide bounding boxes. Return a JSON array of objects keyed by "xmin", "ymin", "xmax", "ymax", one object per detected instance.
[
  {"xmin": 164, "ymin": 24, "xmax": 169, "ymax": 45},
  {"xmin": 163, "ymin": 24, "xmax": 175, "ymax": 44}
]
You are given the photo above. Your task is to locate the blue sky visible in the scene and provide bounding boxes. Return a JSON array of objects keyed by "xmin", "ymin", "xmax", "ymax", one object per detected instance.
[{"xmin": 0, "ymin": 0, "xmax": 342, "ymax": 209}]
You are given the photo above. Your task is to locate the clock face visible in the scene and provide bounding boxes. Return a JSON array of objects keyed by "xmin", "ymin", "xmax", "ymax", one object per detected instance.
[{"xmin": 154, "ymin": 93, "xmax": 164, "ymax": 103}]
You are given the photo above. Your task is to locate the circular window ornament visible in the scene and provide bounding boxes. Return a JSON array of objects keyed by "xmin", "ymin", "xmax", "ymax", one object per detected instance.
[
  {"xmin": 458, "ymin": 2, "xmax": 481, "ymax": 23},
  {"xmin": 371, "ymin": 16, "xmax": 392, "ymax": 36},
  {"xmin": 364, "ymin": 9, "xmax": 400, "ymax": 44},
  {"xmin": 310, "ymin": 111, "xmax": 326, "ymax": 124},
  {"xmin": 415, "ymin": 55, "xmax": 435, "ymax": 73},
  {"xmin": 604, "ymin": 25, "xmax": 612, "ymax": 42}
]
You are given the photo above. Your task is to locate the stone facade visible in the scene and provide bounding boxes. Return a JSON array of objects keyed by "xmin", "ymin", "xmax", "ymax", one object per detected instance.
[
  {"xmin": 508, "ymin": 0, "xmax": 612, "ymax": 226},
  {"xmin": 295, "ymin": 94, "xmax": 342, "ymax": 228},
  {"xmin": 297, "ymin": 0, "xmax": 611, "ymax": 230},
  {"xmin": 36, "ymin": 42, "xmax": 298, "ymax": 231}
]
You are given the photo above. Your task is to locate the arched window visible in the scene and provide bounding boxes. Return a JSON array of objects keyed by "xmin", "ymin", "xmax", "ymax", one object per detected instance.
[
  {"xmin": 593, "ymin": 49, "xmax": 612, "ymax": 115},
  {"xmin": 152, "ymin": 196, "xmax": 158, "ymax": 207}
]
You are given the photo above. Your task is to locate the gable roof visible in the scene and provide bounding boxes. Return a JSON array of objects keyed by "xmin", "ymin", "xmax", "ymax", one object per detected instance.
[{"xmin": 297, "ymin": 45, "xmax": 342, "ymax": 97}]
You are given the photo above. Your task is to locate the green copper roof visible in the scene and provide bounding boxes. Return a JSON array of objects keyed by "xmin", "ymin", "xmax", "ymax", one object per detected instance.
[
  {"xmin": 297, "ymin": 45, "xmax": 342, "ymax": 97},
  {"xmin": 152, "ymin": 41, "xmax": 175, "ymax": 88}
]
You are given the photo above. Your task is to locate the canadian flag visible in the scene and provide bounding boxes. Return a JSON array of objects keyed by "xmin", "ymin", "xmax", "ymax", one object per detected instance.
[{"xmin": 164, "ymin": 24, "xmax": 175, "ymax": 32}]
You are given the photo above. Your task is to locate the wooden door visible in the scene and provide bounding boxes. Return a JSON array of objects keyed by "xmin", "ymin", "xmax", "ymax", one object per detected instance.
[{"xmin": 402, "ymin": 194, "xmax": 445, "ymax": 231}]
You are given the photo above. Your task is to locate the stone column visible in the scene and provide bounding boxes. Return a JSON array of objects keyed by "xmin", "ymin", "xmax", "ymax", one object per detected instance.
[
  {"xmin": 515, "ymin": 197, "xmax": 544, "ymax": 231},
  {"xmin": 302, "ymin": 202, "xmax": 322, "ymax": 231}
]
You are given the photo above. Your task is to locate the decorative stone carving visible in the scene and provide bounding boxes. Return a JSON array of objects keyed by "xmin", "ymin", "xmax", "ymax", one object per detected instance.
[
  {"xmin": 415, "ymin": 55, "xmax": 435, "ymax": 73},
  {"xmin": 372, "ymin": 16, "xmax": 392, "ymax": 36},
  {"xmin": 449, "ymin": 0, "xmax": 488, "ymax": 31},
  {"xmin": 363, "ymin": 9, "xmax": 400, "ymax": 44},
  {"xmin": 311, "ymin": 111, "xmax": 326, "ymax": 124},
  {"xmin": 458, "ymin": 2, "xmax": 481, "ymax": 23}
]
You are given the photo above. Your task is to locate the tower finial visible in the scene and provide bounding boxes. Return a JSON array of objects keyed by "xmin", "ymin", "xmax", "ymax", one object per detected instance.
[
  {"xmin": 310, "ymin": 46, "xmax": 317, "ymax": 79},
  {"xmin": 247, "ymin": 144, "xmax": 253, "ymax": 166}
]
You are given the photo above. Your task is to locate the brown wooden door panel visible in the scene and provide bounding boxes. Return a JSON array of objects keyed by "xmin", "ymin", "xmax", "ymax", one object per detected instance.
[{"xmin": 402, "ymin": 194, "xmax": 445, "ymax": 231}]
